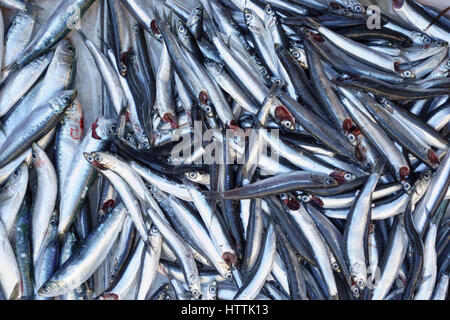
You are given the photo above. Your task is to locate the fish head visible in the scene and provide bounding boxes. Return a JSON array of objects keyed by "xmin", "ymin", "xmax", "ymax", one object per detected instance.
[
  {"xmin": 50, "ymin": 90, "xmax": 77, "ymax": 113},
  {"xmin": 264, "ymin": 3, "xmax": 277, "ymax": 30},
  {"xmin": 188, "ymin": 274, "xmax": 202, "ymax": 300},
  {"xmin": 243, "ymin": 8, "xmax": 264, "ymax": 34},
  {"xmin": 204, "ymin": 59, "xmax": 223, "ymax": 77},
  {"xmin": 3, "ymin": 163, "xmax": 27, "ymax": 192},
  {"xmin": 185, "ymin": 170, "xmax": 210, "ymax": 185},
  {"xmin": 55, "ymin": 39, "xmax": 76, "ymax": 64},
  {"xmin": 411, "ymin": 170, "xmax": 432, "ymax": 202},
  {"xmin": 88, "ymin": 152, "xmax": 116, "ymax": 171},
  {"xmin": 38, "ymin": 280, "xmax": 64, "ymax": 298},
  {"xmin": 31, "ymin": 143, "xmax": 47, "ymax": 168},
  {"xmin": 188, "ymin": 3, "xmax": 203, "ymax": 25},
  {"xmin": 176, "ymin": 20, "xmax": 189, "ymax": 39}
]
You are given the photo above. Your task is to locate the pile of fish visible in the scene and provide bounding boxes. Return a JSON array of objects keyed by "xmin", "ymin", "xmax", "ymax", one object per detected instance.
[{"xmin": 0, "ymin": 0, "xmax": 448, "ymax": 301}]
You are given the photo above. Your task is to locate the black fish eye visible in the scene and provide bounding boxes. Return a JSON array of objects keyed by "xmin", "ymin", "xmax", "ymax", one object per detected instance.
[
  {"xmin": 265, "ymin": 7, "xmax": 273, "ymax": 14},
  {"xmin": 245, "ymin": 13, "xmax": 252, "ymax": 20},
  {"xmin": 87, "ymin": 156, "xmax": 94, "ymax": 162}
]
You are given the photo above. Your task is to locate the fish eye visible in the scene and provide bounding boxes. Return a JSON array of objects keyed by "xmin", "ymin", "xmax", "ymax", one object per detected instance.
[
  {"xmin": 352, "ymin": 287, "xmax": 359, "ymax": 295},
  {"xmin": 279, "ymin": 193, "xmax": 287, "ymax": 201},
  {"xmin": 402, "ymin": 182, "xmax": 411, "ymax": 191},
  {"xmin": 292, "ymin": 50, "xmax": 300, "ymax": 58},
  {"xmin": 301, "ymin": 195, "xmax": 310, "ymax": 202},
  {"xmin": 209, "ymin": 286, "xmax": 216, "ymax": 293},
  {"xmin": 265, "ymin": 6, "xmax": 273, "ymax": 14},
  {"xmin": 423, "ymin": 37, "xmax": 431, "ymax": 44},
  {"xmin": 188, "ymin": 172, "xmax": 198, "ymax": 179},
  {"xmin": 344, "ymin": 173, "xmax": 353, "ymax": 181},
  {"xmin": 87, "ymin": 155, "xmax": 94, "ymax": 162},
  {"xmin": 225, "ymin": 273, "xmax": 233, "ymax": 280},
  {"xmin": 356, "ymin": 278, "xmax": 365, "ymax": 288},
  {"xmin": 94, "ymin": 156, "xmax": 102, "ymax": 162},
  {"xmin": 354, "ymin": 5, "xmax": 362, "ymax": 13},
  {"xmin": 63, "ymin": 96, "xmax": 71, "ymax": 103},
  {"xmin": 195, "ymin": 6, "xmax": 201, "ymax": 12},
  {"xmin": 326, "ymin": 178, "xmax": 335, "ymax": 185},
  {"xmin": 282, "ymin": 120, "xmax": 292, "ymax": 129},
  {"xmin": 403, "ymin": 70, "xmax": 412, "ymax": 78},
  {"xmin": 332, "ymin": 262, "xmax": 340, "ymax": 271},
  {"xmin": 347, "ymin": 134, "xmax": 356, "ymax": 143},
  {"xmin": 245, "ymin": 13, "xmax": 252, "ymax": 21},
  {"xmin": 178, "ymin": 25, "xmax": 185, "ymax": 33},
  {"xmin": 423, "ymin": 171, "xmax": 431, "ymax": 180},
  {"xmin": 151, "ymin": 225, "xmax": 158, "ymax": 233},
  {"xmin": 12, "ymin": 169, "xmax": 19, "ymax": 177}
]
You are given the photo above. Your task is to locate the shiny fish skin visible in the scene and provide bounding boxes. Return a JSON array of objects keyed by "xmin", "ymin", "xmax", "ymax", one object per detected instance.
[
  {"xmin": 38, "ymin": 203, "xmax": 127, "ymax": 298},
  {"xmin": 58, "ymin": 117, "xmax": 113, "ymax": 238},
  {"xmin": 2, "ymin": 5, "xmax": 36, "ymax": 80},
  {"xmin": 0, "ymin": 162, "xmax": 28, "ymax": 238},
  {"xmin": 0, "ymin": 0, "xmax": 448, "ymax": 302},
  {"xmin": 6, "ymin": 0, "xmax": 96, "ymax": 71},
  {"xmin": 0, "ymin": 52, "xmax": 53, "ymax": 117},
  {"xmin": 0, "ymin": 90, "xmax": 76, "ymax": 169}
]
